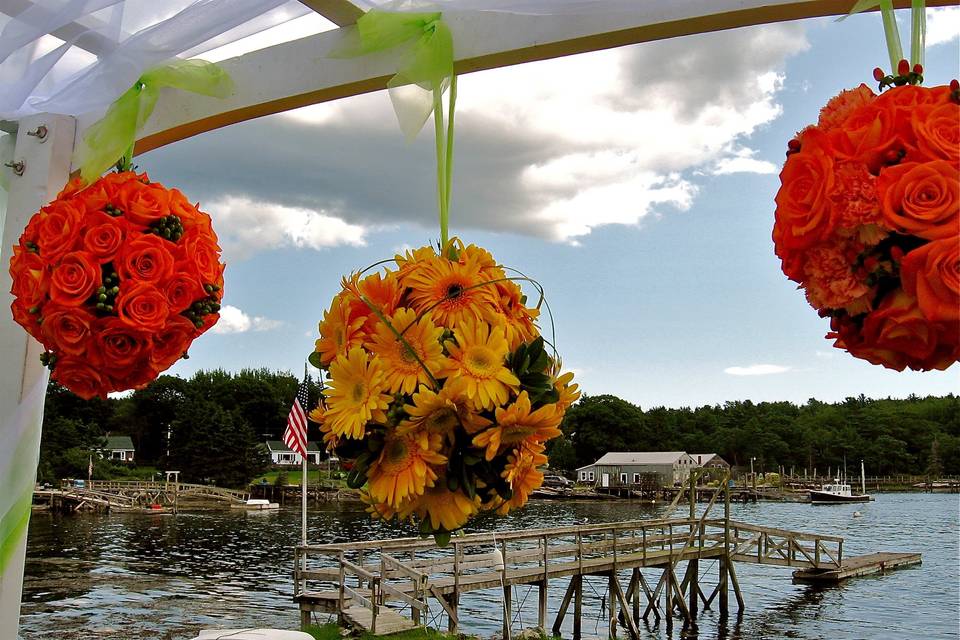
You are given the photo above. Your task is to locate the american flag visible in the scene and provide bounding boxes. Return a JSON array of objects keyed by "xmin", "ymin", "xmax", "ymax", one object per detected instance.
[{"xmin": 283, "ymin": 373, "xmax": 310, "ymax": 458}]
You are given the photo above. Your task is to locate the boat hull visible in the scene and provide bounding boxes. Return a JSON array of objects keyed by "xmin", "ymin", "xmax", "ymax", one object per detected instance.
[{"xmin": 809, "ymin": 491, "xmax": 871, "ymax": 504}]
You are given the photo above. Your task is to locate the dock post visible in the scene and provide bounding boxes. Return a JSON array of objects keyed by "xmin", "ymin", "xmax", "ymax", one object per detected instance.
[
  {"xmin": 664, "ymin": 567, "xmax": 673, "ymax": 631},
  {"xmin": 502, "ymin": 538, "xmax": 512, "ymax": 640},
  {"xmin": 608, "ymin": 572, "xmax": 618, "ymax": 638},
  {"xmin": 719, "ymin": 473, "xmax": 730, "ymax": 616},
  {"xmin": 539, "ymin": 534, "xmax": 548, "ymax": 630},
  {"xmin": 688, "ymin": 470, "xmax": 699, "ymax": 619},
  {"xmin": 574, "ymin": 575, "xmax": 583, "ymax": 640}
]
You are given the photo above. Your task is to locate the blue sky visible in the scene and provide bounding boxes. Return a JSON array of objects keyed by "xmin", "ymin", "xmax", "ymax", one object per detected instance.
[{"xmin": 142, "ymin": 8, "xmax": 960, "ymax": 408}]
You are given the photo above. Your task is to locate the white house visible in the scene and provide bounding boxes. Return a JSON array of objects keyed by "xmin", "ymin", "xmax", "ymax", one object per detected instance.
[
  {"xmin": 577, "ymin": 452, "xmax": 699, "ymax": 487},
  {"xmin": 96, "ymin": 436, "xmax": 135, "ymax": 463},
  {"xmin": 265, "ymin": 440, "xmax": 322, "ymax": 465}
]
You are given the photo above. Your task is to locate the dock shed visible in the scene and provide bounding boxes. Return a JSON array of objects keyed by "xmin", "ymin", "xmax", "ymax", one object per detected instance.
[{"xmin": 577, "ymin": 452, "xmax": 699, "ymax": 487}]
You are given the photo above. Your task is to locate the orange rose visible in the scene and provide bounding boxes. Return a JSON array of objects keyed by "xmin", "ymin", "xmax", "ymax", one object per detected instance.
[
  {"xmin": 878, "ymin": 161, "xmax": 959, "ymax": 240},
  {"xmin": 150, "ymin": 314, "xmax": 196, "ymax": 370},
  {"xmin": 49, "ymin": 251, "xmax": 101, "ymax": 307},
  {"xmin": 117, "ymin": 234, "xmax": 175, "ymax": 283},
  {"xmin": 41, "ymin": 304, "xmax": 96, "ymax": 356},
  {"xmin": 900, "ymin": 239, "xmax": 959, "ymax": 325},
  {"xmin": 51, "ymin": 356, "xmax": 105, "ymax": 400},
  {"xmin": 116, "ymin": 178, "xmax": 170, "ymax": 227},
  {"xmin": 774, "ymin": 129, "xmax": 837, "ymax": 271},
  {"xmin": 830, "ymin": 102, "xmax": 899, "ymax": 171},
  {"xmin": 176, "ymin": 227, "xmax": 223, "ymax": 285},
  {"xmin": 116, "ymin": 281, "xmax": 170, "ymax": 330},
  {"xmin": 36, "ymin": 200, "xmax": 84, "ymax": 261},
  {"xmin": 852, "ymin": 291, "xmax": 940, "ymax": 370},
  {"xmin": 9, "ymin": 247, "xmax": 48, "ymax": 308},
  {"xmin": 82, "ymin": 212, "xmax": 128, "ymax": 262},
  {"xmin": 910, "ymin": 101, "xmax": 960, "ymax": 165},
  {"xmin": 94, "ymin": 317, "xmax": 151, "ymax": 372},
  {"xmin": 163, "ymin": 271, "xmax": 206, "ymax": 313},
  {"xmin": 872, "ymin": 84, "xmax": 935, "ymax": 143},
  {"xmin": 11, "ymin": 299, "xmax": 43, "ymax": 341},
  {"xmin": 168, "ymin": 188, "xmax": 213, "ymax": 236}
]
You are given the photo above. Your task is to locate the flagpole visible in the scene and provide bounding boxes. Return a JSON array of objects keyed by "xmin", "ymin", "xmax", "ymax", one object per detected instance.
[{"xmin": 301, "ymin": 362, "xmax": 308, "ymax": 547}]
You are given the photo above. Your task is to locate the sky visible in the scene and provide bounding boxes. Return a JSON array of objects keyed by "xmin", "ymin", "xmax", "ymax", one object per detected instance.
[{"xmin": 136, "ymin": 7, "xmax": 960, "ymax": 409}]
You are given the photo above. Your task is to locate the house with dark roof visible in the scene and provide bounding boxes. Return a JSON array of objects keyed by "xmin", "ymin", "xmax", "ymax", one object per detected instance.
[
  {"xmin": 97, "ymin": 435, "xmax": 136, "ymax": 463},
  {"xmin": 264, "ymin": 440, "xmax": 322, "ymax": 465},
  {"xmin": 576, "ymin": 451, "xmax": 699, "ymax": 487},
  {"xmin": 690, "ymin": 453, "xmax": 730, "ymax": 469}
]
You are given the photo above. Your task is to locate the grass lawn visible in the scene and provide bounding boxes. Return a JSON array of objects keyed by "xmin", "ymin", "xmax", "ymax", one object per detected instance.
[
  {"xmin": 303, "ymin": 624, "xmax": 475, "ymax": 640},
  {"xmin": 251, "ymin": 469, "xmax": 346, "ymax": 487}
]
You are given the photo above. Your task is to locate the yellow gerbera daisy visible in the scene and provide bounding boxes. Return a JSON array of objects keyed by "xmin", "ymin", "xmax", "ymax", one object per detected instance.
[
  {"xmin": 472, "ymin": 391, "xmax": 562, "ymax": 461},
  {"xmin": 315, "ymin": 293, "xmax": 366, "ymax": 365},
  {"xmin": 325, "ymin": 347, "xmax": 392, "ymax": 439},
  {"xmin": 367, "ymin": 430, "xmax": 446, "ymax": 508},
  {"xmin": 409, "ymin": 484, "xmax": 481, "ymax": 532},
  {"xmin": 438, "ymin": 317, "xmax": 520, "ymax": 411},
  {"xmin": 398, "ymin": 379, "xmax": 491, "ymax": 445},
  {"xmin": 553, "ymin": 370, "xmax": 581, "ymax": 411},
  {"xmin": 366, "ymin": 308, "xmax": 445, "ymax": 394},
  {"xmin": 497, "ymin": 447, "xmax": 548, "ymax": 515},
  {"xmin": 459, "ymin": 242, "xmax": 507, "ymax": 282},
  {"xmin": 402, "ymin": 254, "xmax": 497, "ymax": 329},
  {"xmin": 361, "ymin": 490, "xmax": 413, "ymax": 523}
]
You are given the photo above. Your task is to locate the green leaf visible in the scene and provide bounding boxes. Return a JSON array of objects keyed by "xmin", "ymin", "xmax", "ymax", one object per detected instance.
[
  {"xmin": 307, "ymin": 351, "xmax": 324, "ymax": 370},
  {"xmin": 434, "ymin": 530, "xmax": 451, "ymax": 547}
]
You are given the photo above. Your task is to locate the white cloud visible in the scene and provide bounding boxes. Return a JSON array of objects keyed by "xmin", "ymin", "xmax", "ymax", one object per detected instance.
[
  {"xmin": 711, "ymin": 148, "xmax": 779, "ymax": 175},
  {"xmin": 212, "ymin": 305, "xmax": 284, "ymax": 334},
  {"xmin": 815, "ymin": 350, "xmax": 835, "ymax": 360},
  {"xmin": 927, "ymin": 7, "xmax": 960, "ymax": 46},
  {"xmin": 724, "ymin": 364, "xmax": 792, "ymax": 376},
  {"xmin": 209, "ymin": 196, "xmax": 367, "ymax": 260}
]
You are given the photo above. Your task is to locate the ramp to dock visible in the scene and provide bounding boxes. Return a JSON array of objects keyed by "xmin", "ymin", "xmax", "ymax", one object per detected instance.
[
  {"xmin": 793, "ymin": 552, "xmax": 921, "ymax": 583},
  {"xmin": 342, "ymin": 605, "xmax": 416, "ymax": 635}
]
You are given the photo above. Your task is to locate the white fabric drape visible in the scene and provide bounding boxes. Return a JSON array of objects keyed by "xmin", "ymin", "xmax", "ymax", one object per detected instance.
[{"xmin": 0, "ymin": 0, "xmax": 314, "ymax": 120}]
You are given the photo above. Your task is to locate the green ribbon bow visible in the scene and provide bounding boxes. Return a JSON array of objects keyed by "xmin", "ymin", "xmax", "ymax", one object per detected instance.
[
  {"xmin": 333, "ymin": 10, "xmax": 457, "ymax": 245},
  {"xmin": 76, "ymin": 59, "xmax": 234, "ymax": 182},
  {"xmin": 845, "ymin": 0, "xmax": 926, "ymax": 73}
]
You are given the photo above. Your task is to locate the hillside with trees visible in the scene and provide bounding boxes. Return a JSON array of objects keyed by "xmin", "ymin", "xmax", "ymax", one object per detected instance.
[
  {"xmin": 547, "ymin": 394, "xmax": 959, "ymax": 477},
  {"xmin": 37, "ymin": 370, "xmax": 958, "ymax": 487}
]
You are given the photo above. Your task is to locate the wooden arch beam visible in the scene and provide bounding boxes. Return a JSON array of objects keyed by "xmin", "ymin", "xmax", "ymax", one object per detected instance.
[{"xmin": 130, "ymin": 0, "xmax": 958, "ymax": 155}]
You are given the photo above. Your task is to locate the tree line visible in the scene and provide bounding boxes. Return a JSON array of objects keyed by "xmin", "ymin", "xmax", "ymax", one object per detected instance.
[
  {"xmin": 547, "ymin": 393, "xmax": 959, "ymax": 477},
  {"xmin": 39, "ymin": 369, "xmax": 957, "ymax": 488},
  {"xmin": 38, "ymin": 369, "xmax": 324, "ymax": 488}
]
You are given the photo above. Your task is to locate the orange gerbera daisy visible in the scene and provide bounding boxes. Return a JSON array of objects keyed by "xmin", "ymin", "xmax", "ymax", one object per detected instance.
[
  {"xmin": 459, "ymin": 242, "xmax": 507, "ymax": 282},
  {"xmin": 324, "ymin": 347, "xmax": 392, "ymax": 439},
  {"xmin": 315, "ymin": 293, "xmax": 366, "ymax": 365},
  {"xmin": 402, "ymin": 253, "xmax": 497, "ymax": 329},
  {"xmin": 395, "ymin": 245, "xmax": 439, "ymax": 280},
  {"xmin": 342, "ymin": 270, "xmax": 404, "ymax": 334},
  {"xmin": 473, "ymin": 391, "xmax": 562, "ymax": 461},
  {"xmin": 399, "ymin": 378, "xmax": 491, "ymax": 445},
  {"xmin": 438, "ymin": 317, "xmax": 519, "ymax": 411},
  {"xmin": 367, "ymin": 430, "xmax": 446, "ymax": 508},
  {"xmin": 409, "ymin": 484, "xmax": 481, "ymax": 532},
  {"xmin": 366, "ymin": 308, "xmax": 445, "ymax": 394},
  {"xmin": 497, "ymin": 447, "xmax": 548, "ymax": 515},
  {"xmin": 361, "ymin": 490, "xmax": 413, "ymax": 523},
  {"xmin": 483, "ymin": 281, "xmax": 540, "ymax": 350}
]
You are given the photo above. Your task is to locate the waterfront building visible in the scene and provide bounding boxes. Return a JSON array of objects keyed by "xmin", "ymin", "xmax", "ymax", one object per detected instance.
[
  {"xmin": 576, "ymin": 451, "xmax": 699, "ymax": 487},
  {"xmin": 691, "ymin": 453, "xmax": 730, "ymax": 470},
  {"xmin": 264, "ymin": 440, "xmax": 322, "ymax": 466},
  {"xmin": 94, "ymin": 436, "xmax": 136, "ymax": 463}
]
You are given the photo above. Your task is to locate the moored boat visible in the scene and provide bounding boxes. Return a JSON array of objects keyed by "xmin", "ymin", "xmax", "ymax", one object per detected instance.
[
  {"xmin": 231, "ymin": 498, "xmax": 279, "ymax": 510},
  {"xmin": 809, "ymin": 480, "xmax": 871, "ymax": 504}
]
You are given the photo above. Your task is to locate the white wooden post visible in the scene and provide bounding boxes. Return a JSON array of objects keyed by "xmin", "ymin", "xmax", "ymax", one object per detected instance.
[{"xmin": 0, "ymin": 113, "xmax": 75, "ymax": 640}]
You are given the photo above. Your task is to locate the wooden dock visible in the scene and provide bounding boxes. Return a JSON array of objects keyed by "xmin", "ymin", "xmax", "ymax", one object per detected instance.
[
  {"xmin": 36, "ymin": 480, "xmax": 249, "ymax": 513},
  {"xmin": 793, "ymin": 552, "xmax": 922, "ymax": 583},
  {"xmin": 293, "ymin": 474, "xmax": 920, "ymax": 638}
]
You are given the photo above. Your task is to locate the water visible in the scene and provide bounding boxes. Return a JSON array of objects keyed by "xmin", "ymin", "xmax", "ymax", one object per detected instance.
[{"xmin": 19, "ymin": 493, "xmax": 960, "ymax": 640}]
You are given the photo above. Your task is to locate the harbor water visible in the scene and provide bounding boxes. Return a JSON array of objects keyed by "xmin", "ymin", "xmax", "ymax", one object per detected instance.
[{"xmin": 19, "ymin": 492, "xmax": 960, "ymax": 640}]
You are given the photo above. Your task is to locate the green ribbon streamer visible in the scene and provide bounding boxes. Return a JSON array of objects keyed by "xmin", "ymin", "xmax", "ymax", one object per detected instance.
[
  {"xmin": 0, "ymin": 490, "xmax": 32, "ymax": 574},
  {"xmin": 76, "ymin": 59, "xmax": 234, "ymax": 182},
  {"xmin": 910, "ymin": 0, "xmax": 926, "ymax": 69},
  {"xmin": 845, "ymin": 0, "xmax": 908, "ymax": 73},
  {"xmin": 332, "ymin": 10, "xmax": 457, "ymax": 245}
]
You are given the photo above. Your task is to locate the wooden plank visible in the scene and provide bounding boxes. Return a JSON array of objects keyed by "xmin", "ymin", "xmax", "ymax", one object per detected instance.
[
  {"xmin": 298, "ymin": 0, "xmax": 364, "ymax": 26},
  {"xmin": 381, "ymin": 582, "xmax": 426, "ymax": 611},
  {"xmin": 342, "ymin": 606, "xmax": 415, "ymax": 635},
  {"xmin": 793, "ymin": 552, "xmax": 921, "ymax": 583}
]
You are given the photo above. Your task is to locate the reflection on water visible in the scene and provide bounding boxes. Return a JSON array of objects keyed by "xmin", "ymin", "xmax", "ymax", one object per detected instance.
[{"xmin": 20, "ymin": 494, "xmax": 959, "ymax": 640}]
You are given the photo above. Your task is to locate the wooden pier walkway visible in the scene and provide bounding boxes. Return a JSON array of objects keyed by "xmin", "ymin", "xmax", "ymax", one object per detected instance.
[
  {"xmin": 36, "ymin": 480, "xmax": 249, "ymax": 512},
  {"xmin": 793, "ymin": 552, "xmax": 922, "ymax": 583},
  {"xmin": 293, "ymin": 474, "xmax": 921, "ymax": 638}
]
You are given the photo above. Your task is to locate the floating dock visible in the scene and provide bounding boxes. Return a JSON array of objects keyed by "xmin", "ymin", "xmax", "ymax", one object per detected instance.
[
  {"xmin": 793, "ymin": 551, "xmax": 922, "ymax": 583},
  {"xmin": 293, "ymin": 475, "xmax": 921, "ymax": 638}
]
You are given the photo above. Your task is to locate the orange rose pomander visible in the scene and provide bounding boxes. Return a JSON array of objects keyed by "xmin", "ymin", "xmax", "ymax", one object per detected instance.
[
  {"xmin": 772, "ymin": 69, "xmax": 959, "ymax": 372},
  {"xmin": 308, "ymin": 239, "xmax": 579, "ymax": 543},
  {"xmin": 9, "ymin": 171, "xmax": 225, "ymax": 398}
]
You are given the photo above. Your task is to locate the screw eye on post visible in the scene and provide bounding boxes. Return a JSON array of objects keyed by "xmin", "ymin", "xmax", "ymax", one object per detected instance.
[
  {"xmin": 4, "ymin": 160, "xmax": 24, "ymax": 176},
  {"xmin": 26, "ymin": 125, "xmax": 48, "ymax": 141}
]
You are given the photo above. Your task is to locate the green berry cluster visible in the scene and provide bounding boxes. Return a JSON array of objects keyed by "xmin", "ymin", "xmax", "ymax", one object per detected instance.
[
  {"xmin": 184, "ymin": 291, "xmax": 221, "ymax": 329},
  {"xmin": 103, "ymin": 203, "xmax": 124, "ymax": 217},
  {"xmin": 93, "ymin": 265, "xmax": 120, "ymax": 314},
  {"xmin": 147, "ymin": 214, "xmax": 184, "ymax": 243}
]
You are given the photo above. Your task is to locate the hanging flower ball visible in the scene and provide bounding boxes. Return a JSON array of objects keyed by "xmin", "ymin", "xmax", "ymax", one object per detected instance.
[
  {"xmin": 309, "ymin": 239, "xmax": 578, "ymax": 543},
  {"xmin": 773, "ymin": 68, "xmax": 959, "ymax": 372},
  {"xmin": 9, "ymin": 171, "xmax": 224, "ymax": 398}
]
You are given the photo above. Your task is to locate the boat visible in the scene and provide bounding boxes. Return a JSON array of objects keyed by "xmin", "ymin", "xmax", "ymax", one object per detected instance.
[
  {"xmin": 809, "ymin": 480, "xmax": 871, "ymax": 504},
  {"xmin": 231, "ymin": 498, "xmax": 279, "ymax": 510},
  {"xmin": 810, "ymin": 460, "xmax": 871, "ymax": 504}
]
